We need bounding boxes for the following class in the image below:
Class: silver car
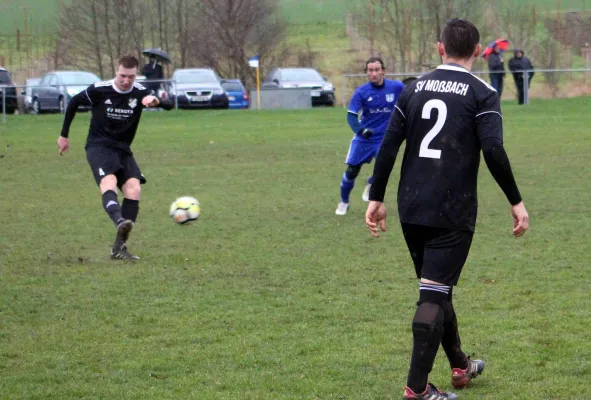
[261,67,335,107]
[30,71,101,114]
[167,69,229,109]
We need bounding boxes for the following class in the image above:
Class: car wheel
[32,99,41,114]
[59,97,65,114]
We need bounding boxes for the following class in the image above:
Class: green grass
[1,98,590,399]
[0,0,61,34]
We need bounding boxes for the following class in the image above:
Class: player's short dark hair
[117,55,139,70]
[365,57,385,71]
[440,18,480,59]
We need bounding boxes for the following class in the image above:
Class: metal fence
[340,68,591,108]
[0,79,181,123]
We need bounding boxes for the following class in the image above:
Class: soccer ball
[170,196,201,224]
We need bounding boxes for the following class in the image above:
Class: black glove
[359,128,374,139]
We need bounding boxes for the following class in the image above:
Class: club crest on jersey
[386,94,395,102]
[128,98,137,109]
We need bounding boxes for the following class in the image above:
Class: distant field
[3,0,591,34]
[0,0,60,35]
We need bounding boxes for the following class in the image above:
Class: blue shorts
[345,135,383,165]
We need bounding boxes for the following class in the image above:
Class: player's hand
[511,201,529,237]
[142,95,159,107]
[366,201,387,238]
[57,136,70,155]
[359,128,374,139]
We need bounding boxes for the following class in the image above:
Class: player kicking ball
[58,55,173,260]
[366,19,529,399]
[336,57,405,215]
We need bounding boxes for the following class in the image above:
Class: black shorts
[86,146,146,188]
[401,223,474,286]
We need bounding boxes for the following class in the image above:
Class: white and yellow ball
[170,196,201,224]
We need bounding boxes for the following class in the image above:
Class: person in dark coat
[508,49,535,105]
[487,44,506,97]
[143,56,164,94]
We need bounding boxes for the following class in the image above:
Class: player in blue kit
[336,57,405,215]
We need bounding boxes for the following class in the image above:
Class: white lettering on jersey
[369,107,393,114]
[99,168,105,176]
[415,80,469,96]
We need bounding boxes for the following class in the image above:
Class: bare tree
[352,0,485,74]
[186,0,286,87]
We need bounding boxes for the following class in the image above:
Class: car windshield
[281,69,323,82]
[221,82,243,91]
[0,71,11,83]
[175,70,218,84]
[59,72,100,85]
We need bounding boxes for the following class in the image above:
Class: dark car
[0,67,18,114]
[168,69,228,109]
[261,67,335,107]
[221,79,249,109]
[30,71,101,114]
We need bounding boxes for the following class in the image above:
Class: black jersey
[63,80,152,153]
[370,64,504,231]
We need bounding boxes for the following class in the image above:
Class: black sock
[102,190,123,226]
[407,286,448,394]
[441,289,468,370]
[122,198,140,222]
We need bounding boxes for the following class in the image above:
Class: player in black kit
[365,19,529,400]
[58,55,173,260]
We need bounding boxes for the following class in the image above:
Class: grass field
[1,98,590,399]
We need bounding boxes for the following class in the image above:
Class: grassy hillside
[4,0,591,34]
[0,0,61,35]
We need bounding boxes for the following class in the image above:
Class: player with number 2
[365,18,529,400]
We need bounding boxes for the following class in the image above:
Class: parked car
[0,67,18,114]
[136,74,166,99]
[221,79,249,109]
[261,67,335,107]
[22,77,41,114]
[30,70,101,114]
[167,68,228,109]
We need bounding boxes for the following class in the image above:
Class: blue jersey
[347,79,405,139]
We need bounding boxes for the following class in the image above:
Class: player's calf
[102,190,123,225]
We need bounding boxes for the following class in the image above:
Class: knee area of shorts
[345,165,361,180]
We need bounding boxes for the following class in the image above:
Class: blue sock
[367,176,375,185]
[340,173,355,203]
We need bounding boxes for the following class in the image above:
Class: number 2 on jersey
[419,99,447,159]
